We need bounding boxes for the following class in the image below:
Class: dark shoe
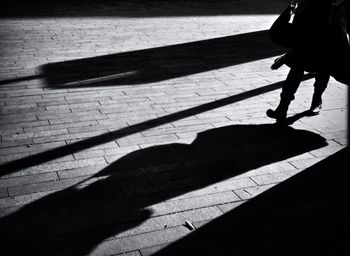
[309,96,322,114]
[266,108,287,122]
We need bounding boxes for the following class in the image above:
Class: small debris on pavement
[184,220,195,231]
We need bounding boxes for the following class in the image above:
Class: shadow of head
[96,123,327,179]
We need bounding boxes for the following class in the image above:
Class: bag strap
[290,0,299,7]
[289,0,300,23]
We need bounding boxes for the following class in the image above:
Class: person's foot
[309,95,322,114]
[266,108,287,122]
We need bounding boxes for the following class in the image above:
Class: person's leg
[310,72,330,113]
[267,67,304,122]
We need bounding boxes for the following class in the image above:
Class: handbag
[269,0,300,48]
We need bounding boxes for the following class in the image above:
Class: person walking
[267,0,349,123]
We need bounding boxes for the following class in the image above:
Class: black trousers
[281,68,330,102]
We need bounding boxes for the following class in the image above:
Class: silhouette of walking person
[267,0,349,123]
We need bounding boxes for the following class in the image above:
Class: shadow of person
[40,30,284,88]
[284,110,318,125]
[0,124,327,255]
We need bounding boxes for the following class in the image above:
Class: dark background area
[0,0,290,17]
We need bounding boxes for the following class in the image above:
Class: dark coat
[285,0,350,80]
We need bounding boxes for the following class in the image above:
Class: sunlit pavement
[0,1,347,255]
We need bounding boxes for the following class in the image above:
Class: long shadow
[285,110,320,125]
[0,0,289,18]
[40,30,284,88]
[0,124,327,255]
[0,75,43,86]
[0,74,315,178]
[151,147,349,256]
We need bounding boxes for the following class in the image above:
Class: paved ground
[0,1,348,255]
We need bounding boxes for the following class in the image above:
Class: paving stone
[48,114,109,125]
[0,138,34,149]
[334,137,347,146]
[114,251,141,256]
[146,191,241,216]
[192,219,212,229]
[0,172,58,188]
[217,201,247,213]
[2,129,69,141]
[0,113,37,124]
[117,134,179,147]
[140,244,168,256]
[0,189,62,208]
[8,176,88,196]
[0,120,49,131]
[238,162,297,178]
[234,184,275,200]
[0,187,8,198]
[114,206,222,239]
[141,123,212,137]
[0,142,67,160]
[165,177,256,201]
[83,226,190,256]
[4,157,107,178]
[2,95,43,105]
[47,203,139,237]
[4,88,44,97]
[0,104,44,115]
[250,170,301,186]
[289,156,327,170]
